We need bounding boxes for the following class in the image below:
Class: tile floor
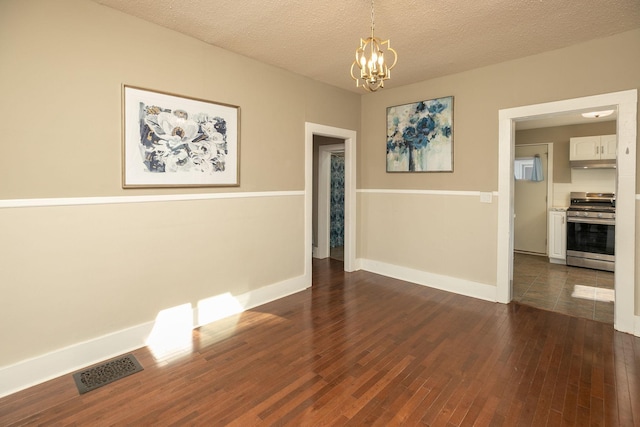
[513,252,614,324]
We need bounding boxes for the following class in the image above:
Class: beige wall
[0,0,360,367]
[359,193,498,285]
[0,0,360,198]
[516,122,617,183]
[1,198,304,364]
[358,29,640,295]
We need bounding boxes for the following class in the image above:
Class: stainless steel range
[566,192,615,272]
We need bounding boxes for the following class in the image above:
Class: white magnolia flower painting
[123,86,239,187]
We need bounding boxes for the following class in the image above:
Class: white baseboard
[0,274,309,399]
[359,259,497,302]
[0,322,154,399]
[635,315,640,337]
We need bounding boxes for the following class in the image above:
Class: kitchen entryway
[513,253,614,324]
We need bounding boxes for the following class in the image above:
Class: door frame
[305,123,357,281]
[514,142,554,255]
[316,144,345,259]
[497,89,638,334]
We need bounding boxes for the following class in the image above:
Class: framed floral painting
[122,85,240,187]
[386,96,453,172]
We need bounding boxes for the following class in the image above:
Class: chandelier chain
[370,0,375,35]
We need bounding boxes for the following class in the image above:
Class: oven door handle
[567,217,615,225]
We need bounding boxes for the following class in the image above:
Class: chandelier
[350,0,398,92]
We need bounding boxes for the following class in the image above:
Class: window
[514,156,543,181]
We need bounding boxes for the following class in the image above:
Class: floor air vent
[72,354,143,394]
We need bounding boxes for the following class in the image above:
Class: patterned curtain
[330,154,345,248]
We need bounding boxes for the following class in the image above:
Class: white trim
[305,123,357,273]
[0,274,308,398]
[358,189,499,197]
[636,315,640,336]
[316,144,345,259]
[497,114,515,304]
[0,190,304,209]
[547,144,554,221]
[360,259,496,302]
[498,89,638,335]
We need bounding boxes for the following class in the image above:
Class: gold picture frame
[122,85,240,188]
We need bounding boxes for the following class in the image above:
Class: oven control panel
[566,210,615,219]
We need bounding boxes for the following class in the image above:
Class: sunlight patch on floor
[145,291,291,360]
[572,285,614,303]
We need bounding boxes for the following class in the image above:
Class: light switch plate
[480,192,493,203]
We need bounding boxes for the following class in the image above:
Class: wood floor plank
[551,318,576,414]
[530,341,563,425]
[386,376,431,424]
[0,258,638,426]
[623,333,640,425]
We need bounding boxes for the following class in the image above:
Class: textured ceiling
[93,0,640,93]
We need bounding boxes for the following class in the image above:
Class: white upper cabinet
[570,135,616,161]
[570,136,600,160]
[599,134,617,159]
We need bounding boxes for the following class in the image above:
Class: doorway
[497,89,637,334]
[329,152,345,261]
[304,123,357,285]
[314,141,345,261]
[512,141,616,323]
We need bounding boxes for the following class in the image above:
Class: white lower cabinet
[548,210,567,263]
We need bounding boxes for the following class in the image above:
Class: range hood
[570,159,617,169]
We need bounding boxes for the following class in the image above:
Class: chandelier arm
[384,44,398,70]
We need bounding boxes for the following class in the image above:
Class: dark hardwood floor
[1,258,638,426]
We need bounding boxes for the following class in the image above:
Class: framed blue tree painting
[386,96,453,172]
